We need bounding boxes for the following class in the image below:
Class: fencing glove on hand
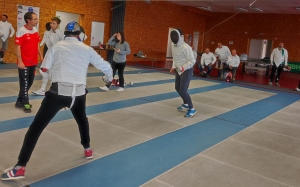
[102,74,113,84]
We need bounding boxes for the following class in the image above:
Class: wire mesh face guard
[170,30,179,44]
[64,21,86,41]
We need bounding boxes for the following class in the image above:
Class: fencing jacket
[215,46,230,62]
[270,48,288,67]
[172,42,196,75]
[227,55,240,67]
[42,37,113,107]
[201,52,216,66]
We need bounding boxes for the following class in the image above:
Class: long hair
[118,31,125,44]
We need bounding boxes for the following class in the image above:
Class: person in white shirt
[1,21,113,181]
[40,22,51,57]
[199,48,216,77]
[225,49,240,82]
[215,43,230,80]
[269,43,288,86]
[0,14,15,64]
[32,17,65,96]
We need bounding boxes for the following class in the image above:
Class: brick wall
[204,13,300,62]
[0,0,112,63]
[124,1,207,62]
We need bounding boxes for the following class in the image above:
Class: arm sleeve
[270,49,274,65]
[235,56,240,67]
[285,50,288,66]
[119,42,131,55]
[9,24,15,37]
[108,35,116,46]
[15,30,23,45]
[89,48,113,80]
[43,47,55,70]
[200,54,204,66]
[212,53,217,64]
[182,47,196,70]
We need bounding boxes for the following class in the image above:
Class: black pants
[43,44,48,58]
[175,68,193,109]
[17,66,36,104]
[270,64,283,83]
[17,91,90,166]
[106,61,126,88]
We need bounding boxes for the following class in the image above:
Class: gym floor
[0,65,300,187]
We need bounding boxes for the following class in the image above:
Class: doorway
[248,39,273,59]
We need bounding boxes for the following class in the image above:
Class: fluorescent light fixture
[197,6,212,12]
[250,6,263,12]
[296,7,300,11]
[234,7,248,12]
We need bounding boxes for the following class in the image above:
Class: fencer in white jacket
[169,28,196,117]
[269,43,288,86]
[0,22,113,181]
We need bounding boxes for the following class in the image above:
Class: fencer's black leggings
[270,64,283,83]
[17,91,90,166]
[106,61,126,88]
[17,66,36,104]
[175,68,193,109]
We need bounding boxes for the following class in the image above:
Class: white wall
[55,11,80,32]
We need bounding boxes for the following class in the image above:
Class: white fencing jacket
[215,46,231,62]
[42,37,113,107]
[227,55,240,67]
[201,52,216,66]
[270,48,288,67]
[172,42,196,75]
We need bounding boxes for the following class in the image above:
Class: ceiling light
[234,7,248,12]
[296,7,300,11]
[250,7,263,12]
[197,6,212,12]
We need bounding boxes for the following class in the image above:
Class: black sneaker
[15,102,23,109]
[23,104,32,113]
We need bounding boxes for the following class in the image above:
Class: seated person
[215,43,231,79]
[224,49,240,82]
[199,48,216,77]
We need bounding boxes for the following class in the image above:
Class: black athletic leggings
[106,61,126,88]
[17,66,36,104]
[270,64,283,83]
[17,91,90,166]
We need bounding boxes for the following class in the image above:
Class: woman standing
[100,32,130,92]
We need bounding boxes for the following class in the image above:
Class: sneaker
[15,102,23,109]
[295,88,300,92]
[276,82,280,87]
[99,86,109,92]
[1,166,25,180]
[32,89,45,96]
[268,82,273,86]
[84,148,93,159]
[185,109,197,117]
[23,104,32,113]
[116,87,124,92]
[177,104,189,111]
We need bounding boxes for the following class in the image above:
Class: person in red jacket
[14,12,43,113]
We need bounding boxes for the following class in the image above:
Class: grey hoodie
[108,36,131,63]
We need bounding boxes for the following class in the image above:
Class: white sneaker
[32,89,45,96]
[116,87,124,92]
[99,86,109,91]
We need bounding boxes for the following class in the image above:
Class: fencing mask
[170,28,184,45]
